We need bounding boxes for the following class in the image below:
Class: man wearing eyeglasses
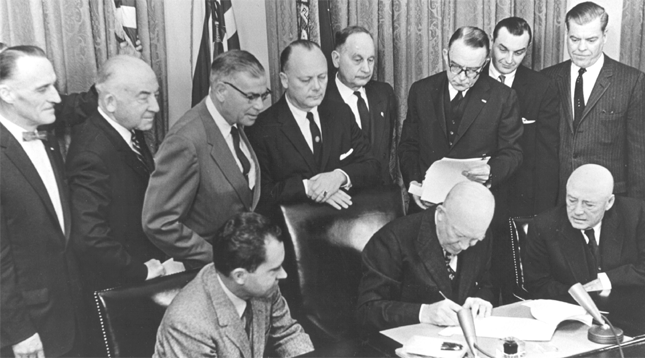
[399,26,523,214]
[142,50,269,269]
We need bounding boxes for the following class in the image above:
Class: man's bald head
[95,55,159,131]
[566,164,615,230]
[436,182,495,255]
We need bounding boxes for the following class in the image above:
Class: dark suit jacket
[66,113,167,292]
[523,197,645,299]
[489,65,560,217]
[398,72,523,191]
[154,264,313,358]
[247,95,379,213]
[1,124,83,356]
[143,99,260,269]
[542,55,645,200]
[323,78,398,185]
[357,207,495,333]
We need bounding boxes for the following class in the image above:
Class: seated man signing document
[357,181,496,333]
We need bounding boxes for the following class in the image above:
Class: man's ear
[279,72,289,90]
[605,194,615,211]
[0,85,14,104]
[436,204,445,222]
[104,93,118,113]
[331,50,341,68]
[230,268,248,285]
[212,82,228,102]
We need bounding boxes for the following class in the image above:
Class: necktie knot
[579,67,587,76]
[353,91,362,99]
[22,130,48,141]
[452,91,463,103]
[499,75,506,84]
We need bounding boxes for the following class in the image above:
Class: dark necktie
[354,91,371,136]
[574,67,587,128]
[130,130,149,172]
[585,228,601,273]
[498,75,506,84]
[22,130,48,141]
[450,91,464,119]
[242,302,253,338]
[444,251,456,281]
[307,112,322,166]
[230,126,251,183]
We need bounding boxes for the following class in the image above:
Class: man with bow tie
[0,46,85,357]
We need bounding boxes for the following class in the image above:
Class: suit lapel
[249,299,267,358]
[555,61,575,133]
[208,271,253,358]
[198,101,253,209]
[455,238,486,303]
[599,206,621,269]
[43,137,72,243]
[580,56,613,125]
[277,97,318,173]
[366,82,385,145]
[318,105,333,171]
[93,114,150,178]
[1,125,67,242]
[240,127,261,210]
[453,78,490,147]
[433,79,449,140]
[512,66,530,101]
[558,217,592,283]
[416,209,454,297]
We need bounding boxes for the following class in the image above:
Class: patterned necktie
[574,67,587,128]
[130,130,149,171]
[307,112,322,166]
[22,130,48,141]
[444,251,456,281]
[585,228,601,273]
[354,91,371,135]
[498,75,506,84]
[230,126,251,183]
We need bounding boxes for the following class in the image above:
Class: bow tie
[22,130,48,141]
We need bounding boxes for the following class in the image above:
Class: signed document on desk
[439,300,592,341]
[410,157,490,204]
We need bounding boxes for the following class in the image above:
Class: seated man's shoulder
[364,212,426,251]
[163,266,215,321]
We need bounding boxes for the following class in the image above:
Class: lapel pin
[481,99,487,103]
[315,136,320,143]
[380,112,384,117]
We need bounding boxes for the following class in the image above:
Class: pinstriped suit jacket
[542,55,645,200]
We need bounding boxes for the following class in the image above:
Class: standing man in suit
[523,164,645,299]
[398,26,523,213]
[67,55,167,293]
[324,26,398,186]
[1,46,85,357]
[485,17,561,303]
[143,50,268,269]
[542,1,645,201]
[357,182,496,333]
[154,212,314,358]
[247,40,379,214]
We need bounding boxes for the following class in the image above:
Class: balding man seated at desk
[357,182,496,333]
[523,164,645,299]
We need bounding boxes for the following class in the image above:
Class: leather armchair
[94,269,198,357]
[279,185,404,353]
[508,216,534,301]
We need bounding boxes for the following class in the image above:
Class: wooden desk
[367,288,645,358]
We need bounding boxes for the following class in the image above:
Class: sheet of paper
[524,300,592,326]
[438,316,558,341]
[420,157,490,204]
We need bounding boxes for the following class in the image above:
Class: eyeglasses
[447,54,488,79]
[222,81,271,102]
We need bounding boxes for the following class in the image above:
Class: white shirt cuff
[303,179,309,195]
[598,272,612,296]
[419,304,427,323]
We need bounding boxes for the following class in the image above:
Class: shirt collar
[335,74,366,102]
[285,93,317,120]
[488,64,516,87]
[98,106,133,146]
[448,82,469,99]
[206,90,238,137]
[0,113,32,143]
[572,54,604,77]
[217,272,247,318]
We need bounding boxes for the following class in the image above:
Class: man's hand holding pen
[419,292,492,326]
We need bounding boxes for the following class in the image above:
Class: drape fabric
[621,0,645,72]
[0,0,168,151]
[265,0,568,136]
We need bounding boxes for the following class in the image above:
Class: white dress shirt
[570,55,604,112]
[488,65,517,88]
[335,74,369,129]
[0,114,65,234]
[206,93,256,189]
[448,83,469,100]
[217,272,247,318]
[98,106,136,151]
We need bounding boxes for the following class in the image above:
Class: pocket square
[522,117,536,124]
[340,148,354,160]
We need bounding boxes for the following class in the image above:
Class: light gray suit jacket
[142,99,261,269]
[154,264,313,358]
[542,55,645,201]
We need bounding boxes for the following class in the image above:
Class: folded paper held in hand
[411,157,490,204]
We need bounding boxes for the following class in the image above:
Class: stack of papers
[396,336,466,358]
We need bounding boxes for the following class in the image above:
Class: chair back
[280,185,404,342]
[94,269,199,357]
[509,216,534,300]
